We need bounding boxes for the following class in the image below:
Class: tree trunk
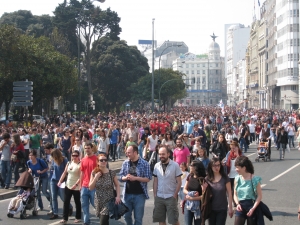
[86,39,92,97]
[5,99,10,120]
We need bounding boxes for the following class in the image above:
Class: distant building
[226,24,250,106]
[173,34,225,106]
[142,41,188,72]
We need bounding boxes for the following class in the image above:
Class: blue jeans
[138,142,144,157]
[37,176,51,209]
[81,187,95,225]
[217,123,222,131]
[184,205,201,225]
[124,194,146,225]
[1,160,11,186]
[240,138,248,153]
[50,179,72,215]
[288,135,294,148]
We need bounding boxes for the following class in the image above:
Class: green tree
[0,25,77,118]
[53,0,122,97]
[91,37,149,113]
[131,68,187,110]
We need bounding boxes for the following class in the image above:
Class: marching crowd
[0,106,299,225]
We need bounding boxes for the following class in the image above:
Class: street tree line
[0,0,186,115]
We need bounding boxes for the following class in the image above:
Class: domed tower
[209,33,220,60]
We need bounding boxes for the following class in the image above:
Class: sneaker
[47,210,53,215]
[4,185,9,189]
[37,207,43,211]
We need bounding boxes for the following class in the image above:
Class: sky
[0,0,263,56]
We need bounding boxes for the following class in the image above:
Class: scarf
[226,150,242,173]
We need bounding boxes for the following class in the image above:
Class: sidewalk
[0,158,126,201]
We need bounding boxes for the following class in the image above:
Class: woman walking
[233,156,262,225]
[276,127,288,160]
[59,129,72,161]
[49,149,73,220]
[97,129,110,155]
[58,150,81,224]
[183,160,206,225]
[27,149,50,211]
[211,134,229,161]
[203,158,233,225]
[11,134,25,187]
[89,153,121,225]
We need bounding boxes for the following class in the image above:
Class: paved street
[0,144,300,224]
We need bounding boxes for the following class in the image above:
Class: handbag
[108,170,129,220]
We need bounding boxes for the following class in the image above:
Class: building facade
[173,36,225,106]
[226,24,251,105]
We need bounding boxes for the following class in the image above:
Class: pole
[151,18,155,112]
[77,24,81,120]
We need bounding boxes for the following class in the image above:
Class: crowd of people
[0,105,298,224]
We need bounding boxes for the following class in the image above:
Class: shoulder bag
[108,170,129,220]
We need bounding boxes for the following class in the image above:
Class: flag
[258,0,260,6]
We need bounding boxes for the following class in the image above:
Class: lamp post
[77,0,105,119]
[158,43,182,111]
[151,18,155,112]
[159,78,187,111]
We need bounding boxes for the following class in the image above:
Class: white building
[274,0,299,109]
[173,35,225,106]
[226,24,250,105]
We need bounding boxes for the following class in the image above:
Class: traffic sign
[13,81,33,86]
[13,86,33,91]
[14,102,33,107]
[74,104,77,111]
[14,96,33,101]
[13,92,33,97]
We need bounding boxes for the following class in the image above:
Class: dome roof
[209,41,220,51]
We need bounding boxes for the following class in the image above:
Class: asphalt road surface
[1,143,300,225]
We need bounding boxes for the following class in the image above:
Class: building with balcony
[173,35,225,106]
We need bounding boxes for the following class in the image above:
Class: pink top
[173,147,190,165]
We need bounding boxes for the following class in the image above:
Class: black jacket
[212,141,228,160]
[254,201,273,225]
[276,131,288,144]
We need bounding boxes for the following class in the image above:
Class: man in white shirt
[248,120,256,144]
[20,129,30,170]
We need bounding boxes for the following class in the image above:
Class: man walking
[120,144,152,225]
[80,143,98,225]
[153,146,182,225]
[0,133,12,189]
[173,139,190,167]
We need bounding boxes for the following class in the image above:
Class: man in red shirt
[80,143,98,225]
[159,118,170,135]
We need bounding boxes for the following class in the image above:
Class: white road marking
[270,162,300,181]
[261,184,267,188]
[149,189,153,192]
[247,153,256,157]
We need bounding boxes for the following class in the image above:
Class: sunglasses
[72,155,79,157]
[99,159,108,162]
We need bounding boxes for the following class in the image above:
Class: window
[202,70,206,74]
[197,64,200,67]
[216,70,218,74]
[191,64,194,68]
[186,64,189,68]
[192,70,194,74]
[186,71,189,75]
[216,63,218,67]
[197,100,200,105]
[197,70,200,74]
[197,77,200,83]
[291,85,297,90]
[203,64,205,67]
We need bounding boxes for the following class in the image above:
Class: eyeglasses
[72,155,79,157]
[212,164,221,168]
[99,159,108,162]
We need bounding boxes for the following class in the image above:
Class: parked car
[0,115,14,125]
[32,115,45,124]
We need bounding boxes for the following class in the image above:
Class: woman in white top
[179,162,189,205]
[97,129,110,154]
[225,128,236,144]
[162,132,176,152]
[286,122,295,148]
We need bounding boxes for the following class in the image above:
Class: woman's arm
[89,171,101,190]
[226,181,233,218]
[57,162,68,187]
[247,182,262,217]
[113,175,121,204]
[233,179,242,211]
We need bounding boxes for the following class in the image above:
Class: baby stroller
[7,171,39,219]
[255,141,269,162]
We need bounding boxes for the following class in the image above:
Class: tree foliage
[131,68,187,109]
[91,37,149,113]
[0,25,77,118]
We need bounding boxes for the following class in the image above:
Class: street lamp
[158,43,182,111]
[159,78,187,111]
[77,0,105,119]
[151,18,155,112]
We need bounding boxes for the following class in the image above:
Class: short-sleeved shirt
[153,160,182,199]
[110,129,120,144]
[30,134,41,149]
[27,158,48,178]
[186,174,202,195]
[173,147,190,165]
[235,175,261,201]
[206,176,230,211]
[80,155,98,187]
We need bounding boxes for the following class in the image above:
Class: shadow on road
[271,211,298,217]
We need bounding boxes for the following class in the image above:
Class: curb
[0,168,121,201]
[0,190,19,201]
